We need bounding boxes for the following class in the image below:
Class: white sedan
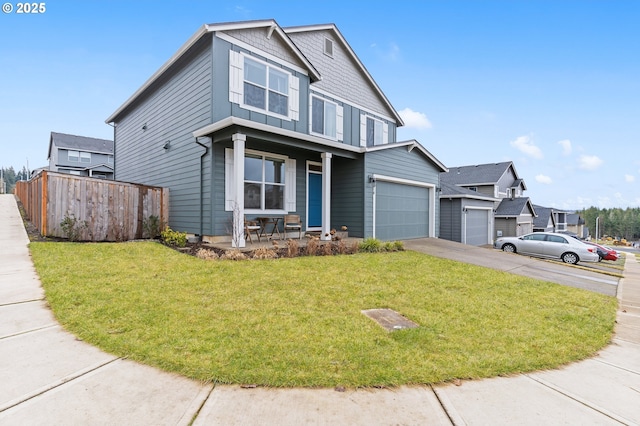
[494,232,600,265]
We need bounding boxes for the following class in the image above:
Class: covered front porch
[193,117,361,247]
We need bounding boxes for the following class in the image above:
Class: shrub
[195,248,219,260]
[60,215,88,242]
[252,247,278,259]
[160,227,187,247]
[286,239,299,258]
[142,215,164,239]
[359,237,383,253]
[221,249,248,261]
[306,237,319,256]
[322,242,333,256]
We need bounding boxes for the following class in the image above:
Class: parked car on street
[493,232,600,264]
[584,241,619,261]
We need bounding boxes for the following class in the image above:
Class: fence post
[41,171,48,237]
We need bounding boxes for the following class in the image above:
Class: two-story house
[439,161,536,244]
[47,132,114,179]
[106,20,446,246]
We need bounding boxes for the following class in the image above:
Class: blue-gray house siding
[114,36,213,234]
[107,20,445,242]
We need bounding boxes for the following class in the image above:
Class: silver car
[493,232,600,264]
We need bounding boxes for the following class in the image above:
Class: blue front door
[308,173,322,228]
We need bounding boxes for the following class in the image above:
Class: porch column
[232,133,246,248]
[321,152,332,241]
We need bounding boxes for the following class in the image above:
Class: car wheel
[562,252,579,264]
[502,243,516,253]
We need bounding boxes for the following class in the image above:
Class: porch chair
[244,219,261,243]
[283,214,302,239]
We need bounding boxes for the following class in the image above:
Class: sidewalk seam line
[0,323,58,340]
[0,357,121,413]
[429,385,465,426]
[525,374,632,425]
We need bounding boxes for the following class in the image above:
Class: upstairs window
[80,152,91,163]
[68,150,79,162]
[229,51,299,121]
[366,117,383,146]
[360,114,389,147]
[310,96,343,140]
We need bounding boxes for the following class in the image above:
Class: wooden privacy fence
[15,171,169,241]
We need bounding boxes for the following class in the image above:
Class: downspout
[195,136,211,241]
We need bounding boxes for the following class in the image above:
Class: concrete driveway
[404,238,619,296]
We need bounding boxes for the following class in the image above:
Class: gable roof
[284,23,404,126]
[48,132,113,160]
[495,197,536,217]
[439,181,497,201]
[440,161,523,187]
[366,140,447,172]
[532,204,556,229]
[106,19,321,124]
[567,213,585,226]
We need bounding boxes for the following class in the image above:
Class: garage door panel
[466,209,490,246]
[376,182,429,241]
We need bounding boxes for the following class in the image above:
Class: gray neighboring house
[439,182,496,246]
[106,20,446,245]
[47,132,114,179]
[440,161,536,243]
[532,204,557,232]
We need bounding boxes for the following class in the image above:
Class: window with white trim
[68,150,79,162]
[80,152,91,163]
[360,114,389,147]
[229,51,300,121]
[225,148,296,213]
[244,153,285,210]
[310,96,343,140]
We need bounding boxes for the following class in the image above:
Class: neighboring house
[494,197,537,237]
[566,212,587,238]
[106,20,446,246]
[47,132,114,179]
[532,204,557,233]
[439,182,496,246]
[439,161,535,242]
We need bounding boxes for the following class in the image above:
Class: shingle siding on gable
[224,28,303,68]
[287,30,391,119]
[114,37,213,234]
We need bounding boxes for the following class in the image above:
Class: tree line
[581,206,640,242]
[0,166,30,194]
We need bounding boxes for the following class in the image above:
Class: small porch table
[256,216,282,240]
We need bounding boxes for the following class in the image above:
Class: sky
[1,0,638,210]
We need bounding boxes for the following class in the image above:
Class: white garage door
[375,182,429,241]
[465,209,490,246]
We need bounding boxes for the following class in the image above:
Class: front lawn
[29,241,617,388]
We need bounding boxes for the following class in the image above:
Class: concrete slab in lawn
[193,385,452,426]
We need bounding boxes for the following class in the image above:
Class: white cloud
[535,174,553,184]
[398,108,432,129]
[625,174,635,183]
[557,139,572,156]
[510,135,543,159]
[578,155,603,171]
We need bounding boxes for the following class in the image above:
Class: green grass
[30,241,617,388]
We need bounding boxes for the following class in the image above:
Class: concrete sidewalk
[1,193,639,425]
